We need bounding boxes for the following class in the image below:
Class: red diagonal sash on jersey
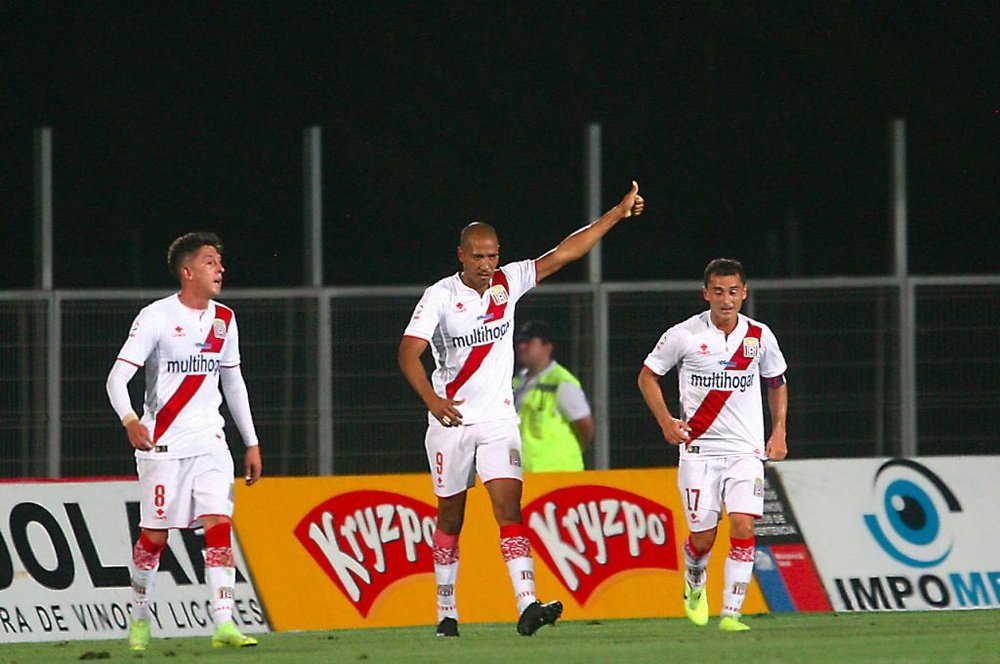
[153,304,233,442]
[446,272,509,399]
[686,323,762,444]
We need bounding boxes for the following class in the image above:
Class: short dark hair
[167,232,223,278]
[514,320,555,345]
[703,258,746,286]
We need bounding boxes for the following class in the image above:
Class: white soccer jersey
[643,311,786,459]
[404,260,536,424]
[115,294,241,459]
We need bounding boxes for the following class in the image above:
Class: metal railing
[2,275,998,479]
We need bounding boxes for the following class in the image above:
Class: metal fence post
[892,119,917,457]
[35,127,61,477]
[584,123,610,469]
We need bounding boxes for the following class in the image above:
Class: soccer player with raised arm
[106,232,262,651]
[637,258,788,632]
[399,182,644,637]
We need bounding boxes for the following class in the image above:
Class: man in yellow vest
[513,321,594,472]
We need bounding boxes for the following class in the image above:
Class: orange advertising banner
[234,469,767,631]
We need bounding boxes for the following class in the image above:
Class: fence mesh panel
[0,279,995,478]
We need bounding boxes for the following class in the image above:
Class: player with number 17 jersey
[642,311,786,460]
[403,259,536,424]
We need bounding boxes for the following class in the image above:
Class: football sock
[433,529,460,623]
[722,535,755,616]
[500,524,536,614]
[130,532,166,621]
[682,536,711,587]
[205,522,236,625]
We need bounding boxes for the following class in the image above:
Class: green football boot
[719,614,751,632]
[128,617,151,651]
[683,581,709,626]
[211,621,259,648]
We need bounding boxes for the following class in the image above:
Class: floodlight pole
[304,126,334,475]
[892,119,917,457]
[35,127,61,478]
[585,123,610,470]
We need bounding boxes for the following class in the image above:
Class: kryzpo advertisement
[235,469,768,631]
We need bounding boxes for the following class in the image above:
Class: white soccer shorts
[136,445,235,529]
[424,418,523,497]
[677,455,764,532]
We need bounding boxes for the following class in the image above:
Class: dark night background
[2,3,997,291]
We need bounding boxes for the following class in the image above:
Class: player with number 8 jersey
[106,232,262,651]
[115,294,239,457]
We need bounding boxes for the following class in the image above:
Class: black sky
[2,3,997,290]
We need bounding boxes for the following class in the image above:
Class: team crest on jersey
[742,337,760,358]
[213,318,228,339]
[488,284,509,306]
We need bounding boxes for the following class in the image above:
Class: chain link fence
[2,277,997,479]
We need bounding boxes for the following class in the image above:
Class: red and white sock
[204,522,236,625]
[500,524,536,614]
[432,529,460,623]
[130,532,165,621]
[682,536,711,587]
[722,535,755,616]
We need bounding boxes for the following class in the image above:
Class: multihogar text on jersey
[166,356,221,375]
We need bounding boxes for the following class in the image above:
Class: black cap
[514,320,554,344]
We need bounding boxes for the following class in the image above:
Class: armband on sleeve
[764,373,787,389]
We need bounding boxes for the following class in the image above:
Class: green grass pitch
[1,611,996,663]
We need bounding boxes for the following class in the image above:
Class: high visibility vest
[513,362,585,472]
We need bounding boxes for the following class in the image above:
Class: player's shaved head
[460,222,498,249]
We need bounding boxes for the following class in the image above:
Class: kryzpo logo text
[294,491,437,617]
[523,486,678,606]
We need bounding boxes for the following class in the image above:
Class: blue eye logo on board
[863,459,962,568]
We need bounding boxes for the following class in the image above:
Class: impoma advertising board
[776,457,1000,611]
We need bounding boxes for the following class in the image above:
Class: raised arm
[535,181,645,283]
